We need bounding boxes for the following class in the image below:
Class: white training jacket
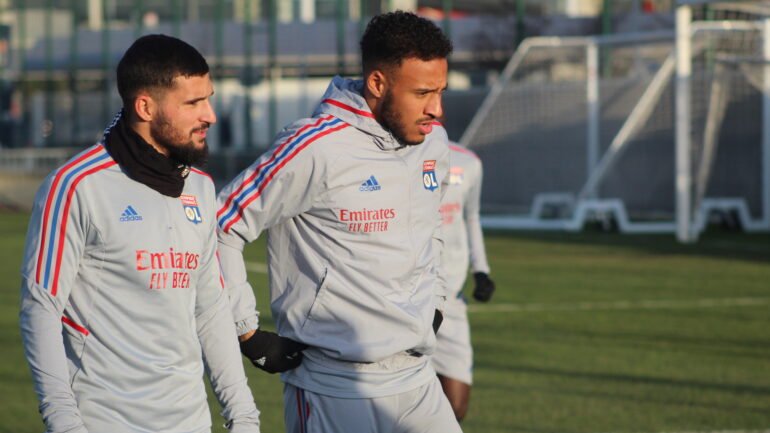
[19,124,260,432]
[217,76,450,398]
[440,143,491,295]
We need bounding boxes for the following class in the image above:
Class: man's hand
[472,272,495,302]
[239,329,307,374]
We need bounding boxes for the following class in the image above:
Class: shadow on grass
[480,362,770,397]
[475,376,770,416]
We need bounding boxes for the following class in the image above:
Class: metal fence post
[359,0,367,37]
[442,0,452,42]
[102,0,111,127]
[515,0,525,48]
[601,0,612,77]
[44,0,53,146]
[336,0,345,76]
[268,0,277,142]
[69,0,79,146]
[243,0,253,149]
[763,17,770,228]
[172,0,181,38]
[134,0,144,39]
[18,0,28,147]
[215,0,224,148]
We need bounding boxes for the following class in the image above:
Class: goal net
[462,1,770,239]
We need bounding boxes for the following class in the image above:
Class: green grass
[2,212,769,433]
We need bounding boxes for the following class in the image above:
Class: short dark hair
[117,34,209,106]
[360,11,453,73]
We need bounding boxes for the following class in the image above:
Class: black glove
[239,329,307,374]
[472,272,495,302]
[432,309,443,334]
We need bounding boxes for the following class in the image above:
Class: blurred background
[0,0,768,241]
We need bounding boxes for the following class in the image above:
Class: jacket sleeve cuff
[235,316,259,337]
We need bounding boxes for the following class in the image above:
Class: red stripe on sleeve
[51,160,117,296]
[217,116,333,220]
[449,144,480,160]
[190,167,213,181]
[223,123,349,233]
[36,146,104,284]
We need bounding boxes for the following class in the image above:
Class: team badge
[449,166,464,185]
[181,195,202,224]
[423,160,438,191]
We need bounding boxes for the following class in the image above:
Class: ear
[365,69,388,99]
[133,93,155,122]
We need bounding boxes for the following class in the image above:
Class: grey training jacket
[20,128,260,432]
[440,143,491,295]
[217,76,449,398]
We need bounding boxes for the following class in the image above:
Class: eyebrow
[415,86,447,93]
[184,90,215,104]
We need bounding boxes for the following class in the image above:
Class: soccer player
[19,35,261,433]
[433,141,496,421]
[217,11,462,433]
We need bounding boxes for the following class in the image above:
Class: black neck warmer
[103,113,189,198]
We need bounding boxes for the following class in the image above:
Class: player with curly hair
[217,11,462,433]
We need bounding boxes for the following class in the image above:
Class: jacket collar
[313,76,403,151]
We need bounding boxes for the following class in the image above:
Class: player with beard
[19,35,261,433]
[217,11,461,433]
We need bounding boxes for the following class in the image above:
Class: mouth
[417,120,434,135]
[192,125,209,140]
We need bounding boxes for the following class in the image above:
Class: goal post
[462,2,770,241]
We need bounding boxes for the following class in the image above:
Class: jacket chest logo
[181,195,202,224]
[119,205,143,222]
[359,175,381,192]
[449,166,464,185]
[423,160,438,191]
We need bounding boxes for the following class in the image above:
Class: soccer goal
[462,1,770,242]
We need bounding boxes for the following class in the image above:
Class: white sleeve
[19,173,89,433]
[465,158,491,274]
[216,124,325,335]
[432,143,451,310]
[196,187,261,431]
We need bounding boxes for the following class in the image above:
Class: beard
[380,90,425,146]
[150,112,210,167]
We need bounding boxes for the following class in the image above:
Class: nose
[202,100,217,125]
[425,93,443,120]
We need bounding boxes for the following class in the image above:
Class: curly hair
[117,34,209,106]
[360,11,453,73]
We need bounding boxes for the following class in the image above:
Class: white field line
[245,261,268,274]
[468,297,770,313]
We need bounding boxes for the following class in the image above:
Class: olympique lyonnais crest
[423,160,438,191]
[181,194,203,224]
[449,166,464,185]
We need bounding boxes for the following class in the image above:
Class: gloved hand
[472,272,495,302]
[239,329,307,374]
[432,309,443,334]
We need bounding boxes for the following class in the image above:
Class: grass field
[1,211,769,433]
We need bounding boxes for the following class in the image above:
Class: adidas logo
[359,175,381,192]
[119,205,143,222]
